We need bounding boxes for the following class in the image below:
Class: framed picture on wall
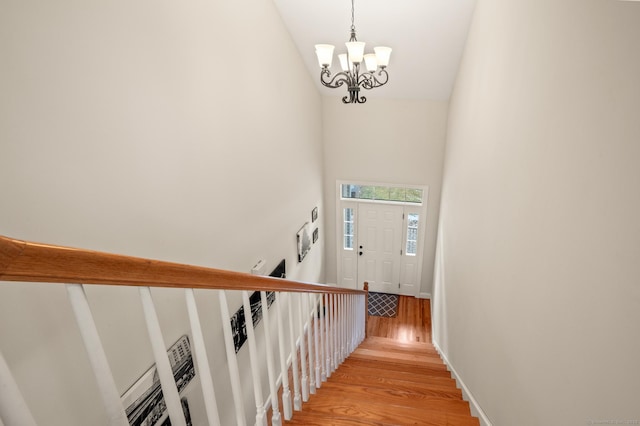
[311,207,318,223]
[313,227,319,244]
[297,223,312,262]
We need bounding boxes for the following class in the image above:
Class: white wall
[433,0,640,424]
[0,0,324,424]
[322,97,448,296]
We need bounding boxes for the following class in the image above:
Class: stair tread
[286,411,393,426]
[351,347,447,368]
[317,381,471,414]
[362,336,439,352]
[338,361,453,380]
[296,398,480,426]
[356,344,443,359]
[343,356,451,376]
[327,371,463,397]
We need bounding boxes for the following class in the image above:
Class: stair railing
[0,235,367,426]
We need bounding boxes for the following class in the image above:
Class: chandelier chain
[350,0,356,34]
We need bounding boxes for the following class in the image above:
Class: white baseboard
[432,340,493,426]
[418,292,431,299]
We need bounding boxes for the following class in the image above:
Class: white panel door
[357,204,403,294]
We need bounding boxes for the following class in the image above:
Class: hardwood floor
[367,295,432,343]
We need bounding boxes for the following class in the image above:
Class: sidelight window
[344,208,354,250]
[406,213,419,256]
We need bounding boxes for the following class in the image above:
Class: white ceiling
[272,0,477,101]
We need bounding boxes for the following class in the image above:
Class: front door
[357,204,404,294]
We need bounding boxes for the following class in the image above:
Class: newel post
[363,282,369,338]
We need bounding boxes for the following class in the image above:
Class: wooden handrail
[0,235,364,295]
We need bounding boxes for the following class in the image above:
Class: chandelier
[314,0,392,104]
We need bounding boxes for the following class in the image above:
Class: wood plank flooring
[367,295,432,343]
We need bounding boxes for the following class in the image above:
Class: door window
[343,208,354,250]
[406,213,419,256]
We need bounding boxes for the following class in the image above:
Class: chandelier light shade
[314,0,392,104]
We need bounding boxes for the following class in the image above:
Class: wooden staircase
[285,336,479,426]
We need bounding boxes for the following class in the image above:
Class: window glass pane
[406,213,419,256]
[344,236,353,249]
[343,207,354,250]
[407,241,417,255]
[406,188,423,203]
[389,187,406,202]
[341,183,423,204]
[344,222,353,235]
[359,186,375,199]
[374,186,390,201]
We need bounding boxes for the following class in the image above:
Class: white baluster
[241,291,267,426]
[306,294,316,395]
[185,289,221,426]
[319,294,327,383]
[275,293,292,420]
[346,294,351,355]
[331,294,340,371]
[345,294,349,358]
[260,292,281,426]
[313,295,321,388]
[287,293,302,410]
[0,349,38,426]
[218,290,246,426]
[345,294,350,359]
[349,294,355,353]
[335,293,341,365]
[324,294,331,376]
[340,294,346,363]
[297,293,309,402]
[139,287,187,426]
[354,295,358,348]
[66,284,128,426]
[360,294,365,343]
[355,293,360,344]
[345,294,350,355]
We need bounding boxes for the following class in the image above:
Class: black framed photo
[311,207,318,223]
[297,223,312,262]
[313,227,319,244]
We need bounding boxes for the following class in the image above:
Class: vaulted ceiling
[272,0,477,101]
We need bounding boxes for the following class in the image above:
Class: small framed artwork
[311,207,318,223]
[313,227,319,244]
[297,223,312,262]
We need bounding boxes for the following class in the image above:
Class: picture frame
[313,227,319,244]
[311,206,318,223]
[121,335,195,425]
[297,223,312,262]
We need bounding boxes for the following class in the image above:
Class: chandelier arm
[358,69,389,90]
[320,68,352,89]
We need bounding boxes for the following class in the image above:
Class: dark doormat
[368,292,399,318]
